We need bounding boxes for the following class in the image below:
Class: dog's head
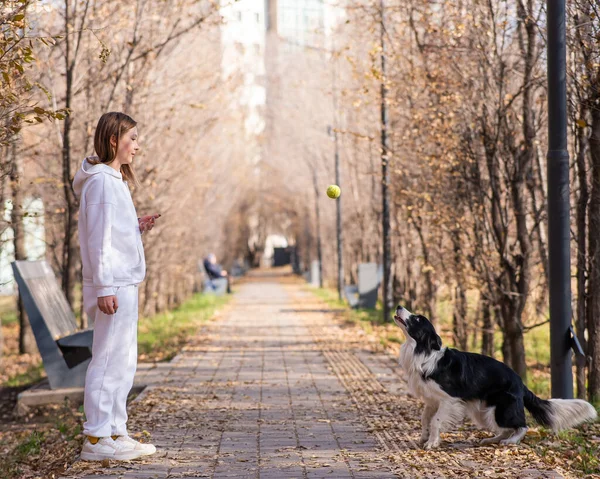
[393,305,442,354]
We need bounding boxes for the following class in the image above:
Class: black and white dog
[394,305,597,449]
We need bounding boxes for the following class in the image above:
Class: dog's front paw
[419,433,429,445]
[423,438,440,450]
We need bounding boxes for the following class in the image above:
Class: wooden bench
[11,260,92,389]
[343,263,383,309]
[202,262,229,295]
[306,260,321,287]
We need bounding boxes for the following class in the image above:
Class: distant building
[277,0,324,48]
[219,0,344,135]
[219,0,266,137]
[277,0,345,50]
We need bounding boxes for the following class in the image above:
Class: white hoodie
[73,157,146,297]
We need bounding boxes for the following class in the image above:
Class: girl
[73,112,160,461]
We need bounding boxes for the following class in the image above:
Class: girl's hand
[139,213,161,233]
[98,295,119,315]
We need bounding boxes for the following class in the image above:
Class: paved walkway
[64,270,571,479]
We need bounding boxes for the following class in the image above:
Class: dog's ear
[429,334,442,351]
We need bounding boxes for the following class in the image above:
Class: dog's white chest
[399,342,448,403]
[400,342,427,398]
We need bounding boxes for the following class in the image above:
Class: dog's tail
[523,387,597,432]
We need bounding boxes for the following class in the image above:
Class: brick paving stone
[62,270,571,479]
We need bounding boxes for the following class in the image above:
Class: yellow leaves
[576,119,587,128]
[13,61,24,74]
[369,67,383,81]
[32,177,59,186]
[39,36,56,47]
[99,45,111,63]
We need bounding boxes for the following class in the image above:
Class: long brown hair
[91,112,139,186]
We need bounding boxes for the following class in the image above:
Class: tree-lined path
[64,270,570,479]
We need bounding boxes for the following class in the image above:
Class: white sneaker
[115,435,157,456]
[80,437,116,461]
[80,437,144,461]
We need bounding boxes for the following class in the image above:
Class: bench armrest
[343,285,360,308]
[56,329,93,348]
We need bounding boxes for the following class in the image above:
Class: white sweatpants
[82,285,139,438]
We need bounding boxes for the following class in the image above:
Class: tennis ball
[327,184,341,199]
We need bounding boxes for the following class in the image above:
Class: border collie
[394,305,597,449]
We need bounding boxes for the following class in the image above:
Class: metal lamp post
[328,124,344,300]
[547,0,573,399]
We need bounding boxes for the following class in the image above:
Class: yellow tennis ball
[327,184,341,199]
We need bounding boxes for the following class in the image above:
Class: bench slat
[13,261,79,340]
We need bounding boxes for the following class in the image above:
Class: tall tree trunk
[451,230,468,350]
[0,310,3,367]
[506,305,527,379]
[303,206,312,274]
[143,269,158,317]
[61,0,76,307]
[587,102,600,402]
[414,219,435,322]
[576,106,589,399]
[527,155,549,317]
[453,283,468,350]
[61,0,89,308]
[501,0,538,382]
[0,170,5,365]
[499,300,513,368]
[10,140,35,354]
[312,168,323,288]
[572,0,594,402]
[380,0,393,322]
[481,298,494,357]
